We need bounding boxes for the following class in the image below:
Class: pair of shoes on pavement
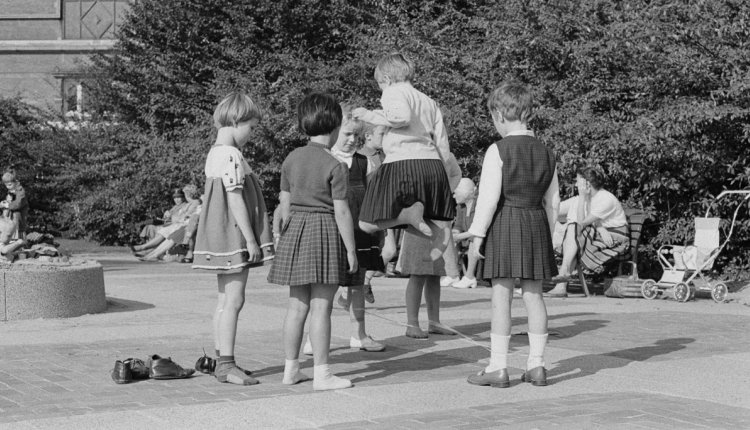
[111,354,195,384]
[303,335,385,355]
[467,366,547,388]
[452,277,478,289]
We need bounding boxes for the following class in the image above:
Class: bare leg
[520,279,548,371]
[214,270,258,385]
[405,275,428,338]
[283,285,311,360]
[282,284,312,385]
[549,224,578,295]
[348,286,367,340]
[310,283,351,390]
[359,202,431,237]
[133,235,165,252]
[140,239,173,260]
[425,275,454,335]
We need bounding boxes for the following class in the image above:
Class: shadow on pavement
[106,297,155,313]
[548,337,695,384]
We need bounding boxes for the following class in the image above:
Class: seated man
[546,167,629,297]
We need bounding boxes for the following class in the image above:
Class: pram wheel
[673,282,692,302]
[641,279,659,300]
[711,282,728,303]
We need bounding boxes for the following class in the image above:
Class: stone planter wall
[1,259,106,321]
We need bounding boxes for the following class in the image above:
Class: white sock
[313,364,351,391]
[283,359,299,381]
[485,333,511,372]
[527,332,548,369]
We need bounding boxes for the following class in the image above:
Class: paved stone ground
[0,251,749,429]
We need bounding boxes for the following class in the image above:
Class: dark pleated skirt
[482,206,558,280]
[576,224,630,274]
[359,159,455,223]
[267,211,347,286]
[349,183,385,272]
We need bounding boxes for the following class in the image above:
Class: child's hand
[351,108,369,120]
[469,237,485,260]
[347,251,358,274]
[247,242,262,263]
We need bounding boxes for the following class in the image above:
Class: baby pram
[641,190,750,303]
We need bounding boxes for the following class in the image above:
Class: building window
[61,77,88,116]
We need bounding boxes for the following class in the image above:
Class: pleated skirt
[349,183,385,272]
[576,224,630,274]
[267,211,347,286]
[359,159,455,223]
[482,206,558,280]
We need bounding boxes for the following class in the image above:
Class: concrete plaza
[1,249,749,429]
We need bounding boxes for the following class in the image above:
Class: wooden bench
[568,208,651,297]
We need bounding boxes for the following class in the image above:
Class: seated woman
[138,189,188,241]
[546,167,629,297]
[132,186,200,259]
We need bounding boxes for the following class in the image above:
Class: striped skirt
[359,159,455,223]
[482,206,558,281]
[267,211,347,286]
[576,224,630,274]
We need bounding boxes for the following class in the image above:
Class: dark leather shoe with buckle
[521,366,548,386]
[148,354,196,380]
[111,360,133,384]
[467,369,510,388]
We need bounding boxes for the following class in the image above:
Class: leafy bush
[13,0,750,278]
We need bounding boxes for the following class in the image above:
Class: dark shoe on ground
[148,355,195,380]
[180,257,193,263]
[521,366,548,386]
[195,353,216,375]
[111,360,133,384]
[467,369,510,388]
[128,358,150,380]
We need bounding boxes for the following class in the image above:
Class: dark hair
[297,92,342,136]
[486,81,533,123]
[578,166,606,189]
[172,188,185,199]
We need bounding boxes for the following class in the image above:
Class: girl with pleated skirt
[466,82,560,389]
[268,93,358,391]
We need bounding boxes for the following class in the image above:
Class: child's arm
[333,199,358,274]
[542,168,561,234]
[353,87,411,128]
[467,145,503,257]
[227,189,262,262]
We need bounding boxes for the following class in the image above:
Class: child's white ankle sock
[527,332,548,369]
[313,364,351,391]
[282,359,310,385]
[485,333,511,373]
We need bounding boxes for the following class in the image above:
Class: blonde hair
[374,52,415,83]
[213,91,262,128]
[486,81,534,123]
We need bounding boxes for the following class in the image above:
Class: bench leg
[577,261,591,297]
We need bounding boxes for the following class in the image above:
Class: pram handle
[706,190,750,217]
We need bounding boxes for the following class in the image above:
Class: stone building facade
[0,0,130,114]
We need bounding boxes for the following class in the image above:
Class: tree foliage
[14,0,750,276]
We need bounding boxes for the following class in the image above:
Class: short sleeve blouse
[590,190,627,228]
[204,145,252,192]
